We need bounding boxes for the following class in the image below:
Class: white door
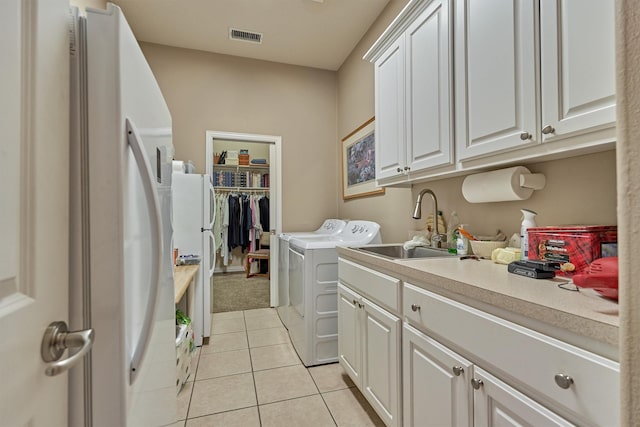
[454,0,538,160]
[540,0,616,142]
[375,35,406,181]
[405,0,453,173]
[402,323,473,427]
[0,0,75,425]
[337,283,362,386]
[361,298,401,427]
[473,367,573,427]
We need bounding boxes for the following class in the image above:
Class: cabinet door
[540,0,616,142]
[473,367,574,427]
[405,0,453,173]
[361,298,401,427]
[403,324,473,427]
[375,35,406,181]
[337,283,362,387]
[454,0,538,160]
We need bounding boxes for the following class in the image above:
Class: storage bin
[527,225,617,275]
[175,323,193,393]
[225,150,239,166]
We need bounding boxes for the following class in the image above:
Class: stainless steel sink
[354,244,457,259]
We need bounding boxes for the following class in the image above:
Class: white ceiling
[112,0,390,71]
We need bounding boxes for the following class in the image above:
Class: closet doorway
[205,131,282,311]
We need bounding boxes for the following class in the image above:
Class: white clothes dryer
[287,220,381,366]
[277,219,347,328]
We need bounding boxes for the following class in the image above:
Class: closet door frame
[205,130,282,306]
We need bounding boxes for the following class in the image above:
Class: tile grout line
[307,366,339,427]
[195,308,349,424]
[181,347,200,424]
[244,310,263,427]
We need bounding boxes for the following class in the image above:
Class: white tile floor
[173,308,384,427]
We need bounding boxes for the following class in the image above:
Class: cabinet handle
[542,125,555,135]
[352,299,358,306]
[519,131,532,140]
[404,166,410,171]
[554,374,574,389]
[396,167,403,173]
[452,366,464,376]
[411,304,420,312]
[471,378,484,390]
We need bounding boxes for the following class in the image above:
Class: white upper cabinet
[540,0,616,141]
[405,0,453,175]
[454,0,538,160]
[455,0,616,161]
[367,0,453,184]
[368,0,615,182]
[375,35,406,181]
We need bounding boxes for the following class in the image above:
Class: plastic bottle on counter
[520,209,537,260]
[447,211,460,253]
[456,224,469,255]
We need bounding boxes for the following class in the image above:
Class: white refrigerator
[172,173,216,346]
[69,4,176,426]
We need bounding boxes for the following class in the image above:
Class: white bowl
[469,240,507,258]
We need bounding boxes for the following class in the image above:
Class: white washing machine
[287,220,382,367]
[277,219,347,329]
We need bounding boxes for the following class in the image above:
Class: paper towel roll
[462,166,545,203]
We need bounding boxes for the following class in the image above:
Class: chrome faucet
[412,189,445,248]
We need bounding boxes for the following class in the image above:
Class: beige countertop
[338,246,619,356]
[174,264,199,304]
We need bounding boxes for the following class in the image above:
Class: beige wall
[337,0,617,243]
[337,0,413,243]
[411,150,617,240]
[140,43,339,233]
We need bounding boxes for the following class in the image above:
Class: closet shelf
[213,164,269,170]
[214,186,269,192]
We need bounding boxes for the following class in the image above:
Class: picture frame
[341,117,385,200]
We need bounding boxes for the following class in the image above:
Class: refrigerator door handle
[126,118,163,385]
[206,229,216,277]
[209,183,215,228]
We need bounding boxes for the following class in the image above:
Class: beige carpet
[212,272,270,313]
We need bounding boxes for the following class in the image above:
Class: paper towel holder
[461,166,546,203]
[519,171,546,190]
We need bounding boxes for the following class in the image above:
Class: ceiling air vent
[229,28,263,44]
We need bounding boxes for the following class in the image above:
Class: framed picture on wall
[341,117,385,200]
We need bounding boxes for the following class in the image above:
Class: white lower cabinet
[337,283,401,427]
[337,283,362,385]
[472,367,573,427]
[403,282,619,426]
[339,257,618,427]
[403,323,573,427]
[403,323,473,427]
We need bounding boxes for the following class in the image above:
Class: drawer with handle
[402,282,619,426]
[338,258,400,313]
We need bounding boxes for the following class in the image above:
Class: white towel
[403,235,432,251]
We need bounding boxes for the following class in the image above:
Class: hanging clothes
[214,191,270,266]
[240,194,252,251]
[227,194,242,252]
[259,196,270,232]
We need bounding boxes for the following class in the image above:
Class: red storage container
[527,225,617,276]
